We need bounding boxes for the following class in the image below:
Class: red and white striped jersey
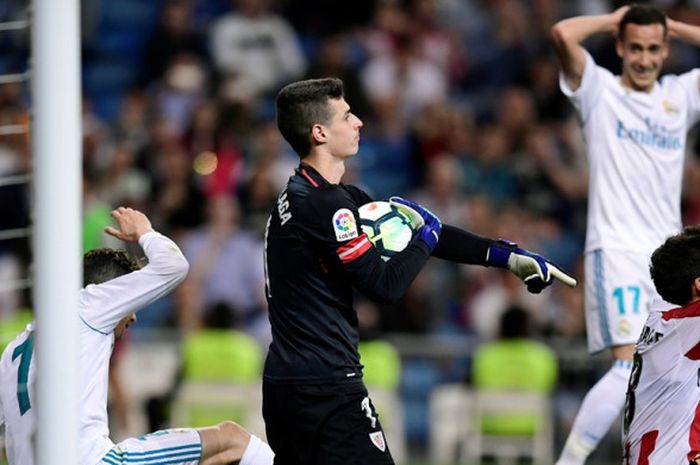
[623,299,700,464]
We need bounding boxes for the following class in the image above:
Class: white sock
[240,434,275,465]
[556,360,632,465]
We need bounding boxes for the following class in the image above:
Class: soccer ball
[358,201,416,261]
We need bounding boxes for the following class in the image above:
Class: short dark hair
[619,4,667,41]
[83,248,140,286]
[275,78,345,158]
[649,226,700,306]
[499,305,531,339]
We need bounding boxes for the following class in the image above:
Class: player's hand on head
[610,5,631,36]
[486,239,577,293]
[104,207,153,243]
[389,196,442,251]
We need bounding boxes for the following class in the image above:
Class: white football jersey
[623,300,700,463]
[0,323,36,465]
[0,231,188,465]
[561,51,700,255]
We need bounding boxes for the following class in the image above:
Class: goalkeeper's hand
[389,196,442,252]
[486,239,577,293]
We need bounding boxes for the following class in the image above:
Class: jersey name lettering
[638,325,663,346]
[277,191,292,226]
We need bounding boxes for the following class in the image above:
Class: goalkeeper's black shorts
[262,378,394,465]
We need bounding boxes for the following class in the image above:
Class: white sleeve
[79,231,189,333]
[0,348,7,427]
[673,68,700,127]
[0,385,5,428]
[559,49,605,123]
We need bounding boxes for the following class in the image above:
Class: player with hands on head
[262,77,575,465]
[550,4,700,464]
[0,206,274,465]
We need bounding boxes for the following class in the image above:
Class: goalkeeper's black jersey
[262,164,431,384]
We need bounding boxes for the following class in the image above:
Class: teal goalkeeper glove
[486,239,577,293]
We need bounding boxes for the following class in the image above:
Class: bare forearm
[551,14,617,47]
[551,13,616,87]
[668,18,700,47]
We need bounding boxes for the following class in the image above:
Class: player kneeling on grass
[0,207,274,465]
[623,225,700,464]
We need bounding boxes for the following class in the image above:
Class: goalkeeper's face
[323,97,363,159]
[115,313,137,339]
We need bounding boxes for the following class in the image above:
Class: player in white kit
[550,5,700,464]
[0,207,274,465]
[623,226,700,464]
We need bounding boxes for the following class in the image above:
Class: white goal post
[31,0,81,463]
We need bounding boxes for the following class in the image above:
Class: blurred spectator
[0,95,30,317]
[82,96,114,172]
[406,0,468,89]
[515,124,587,224]
[361,32,448,123]
[281,0,373,38]
[467,271,549,341]
[465,0,533,88]
[112,89,151,154]
[496,85,538,149]
[83,170,118,253]
[152,55,210,134]
[526,54,573,122]
[239,121,295,235]
[460,122,518,205]
[149,143,206,237]
[359,0,410,60]
[471,305,558,432]
[305,32,371,121]
[138,0,210,88]
[181,100,250,197]
[178,195,267,340]
[411,154,470,229]
[99,143,151,210]
[411,101,473,168]
[473,304,558,387]
[209,0,307,105]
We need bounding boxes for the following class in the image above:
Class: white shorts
[100,428,202,465]
[584,249,672,354]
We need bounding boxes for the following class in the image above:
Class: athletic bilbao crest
[369,431,386,452]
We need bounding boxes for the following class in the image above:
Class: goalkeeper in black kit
[262,77,576,465]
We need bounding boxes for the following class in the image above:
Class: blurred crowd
[2,0,700,352]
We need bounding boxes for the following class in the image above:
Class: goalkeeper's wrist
[416,225,440,252]
[485,239,516,269]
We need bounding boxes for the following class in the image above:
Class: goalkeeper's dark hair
[649,226,700,306]
[83,248,140,286]
[275,78,344,158]
[619,4,667,42]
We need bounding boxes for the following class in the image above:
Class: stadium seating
[464,336,557,465]
[359,339,406,464]
[171,329,265,438]
[428,383,472,464]
[463,390,554,465]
